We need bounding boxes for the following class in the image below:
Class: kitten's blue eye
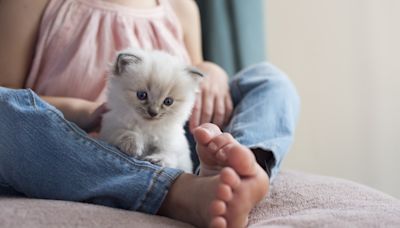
[163,97,174,106]
[136,91,147,100]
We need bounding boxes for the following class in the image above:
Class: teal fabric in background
[195,0,266,77]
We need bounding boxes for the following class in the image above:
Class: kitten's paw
[116,132,144,156]
[143,154,167,167]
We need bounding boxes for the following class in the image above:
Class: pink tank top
[25,0,191,102]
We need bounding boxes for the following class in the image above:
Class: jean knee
[237,62,293,87]
[231,62,300,106]
[0,87,35,113]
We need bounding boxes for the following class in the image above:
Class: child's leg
[0,87,182,214]
[225,62,300,180]
[0,87,270,228]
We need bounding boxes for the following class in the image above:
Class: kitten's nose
[148,108,158,117]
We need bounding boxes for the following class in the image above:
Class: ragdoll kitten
[99,49,203,173]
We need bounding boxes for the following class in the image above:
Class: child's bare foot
[159,123,269,228]
[193,123,270,227]
[158,167,241,228]
[162,124,269,227]
[193,123,268,178]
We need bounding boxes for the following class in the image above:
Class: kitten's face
[124,71,195,122]
[110,49,203,123]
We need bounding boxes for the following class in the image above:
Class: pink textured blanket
[250,171,400,227]
[1,171,399,227]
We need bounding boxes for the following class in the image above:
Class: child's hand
[189,61,233,132]
[78,102,109,133]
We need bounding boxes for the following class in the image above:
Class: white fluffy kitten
[99,49,203,173]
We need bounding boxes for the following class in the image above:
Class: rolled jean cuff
[137,167,183,214]
[248,142,284,182]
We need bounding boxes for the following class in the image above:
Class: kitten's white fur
[99,49,202,173]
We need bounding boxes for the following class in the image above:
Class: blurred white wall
[265,0,400,198]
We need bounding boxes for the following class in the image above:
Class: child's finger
[223,94,233,126]
[189,95,202,132]
[212,96,225,128]
[200,91,214,124]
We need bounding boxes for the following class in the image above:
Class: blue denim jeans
[0,62,299,214]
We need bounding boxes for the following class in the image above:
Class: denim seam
[137,168,164,211]
[26,89,38,111]
[137,168,183,213]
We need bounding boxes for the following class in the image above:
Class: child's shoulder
[167,0,198,12]
[167,0,200,27]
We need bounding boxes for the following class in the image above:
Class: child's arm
[0,0,48,89]
[169,0,233,132]
[41,96,108,132]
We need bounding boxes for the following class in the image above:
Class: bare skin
[158,123,269,228]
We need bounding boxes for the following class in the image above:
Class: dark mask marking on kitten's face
[114,49,199,124]
[132,89,178,121]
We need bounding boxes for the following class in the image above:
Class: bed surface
[1,170,399,227]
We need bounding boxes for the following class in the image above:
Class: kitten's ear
[186,67,205,81]
[113,53,142,75]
